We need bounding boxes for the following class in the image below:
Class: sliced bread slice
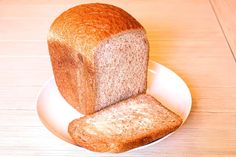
[68,94,182,153]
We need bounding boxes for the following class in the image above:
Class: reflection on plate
[37,60,192,151]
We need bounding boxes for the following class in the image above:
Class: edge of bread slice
[68,94,182,153]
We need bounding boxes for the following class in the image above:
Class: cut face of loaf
[68,94,183,153]
[48,3,149,114]
[95,30,148,111]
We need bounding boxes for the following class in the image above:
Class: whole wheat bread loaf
[68,94,182,153]
[48,3,149,114]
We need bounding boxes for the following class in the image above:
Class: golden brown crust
[48,3,144,114]
[48,3,143,58]
[68,94,183,153]
[48,41,96,114]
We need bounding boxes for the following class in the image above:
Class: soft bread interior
[94,30,149,111]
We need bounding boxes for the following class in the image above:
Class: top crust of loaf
[48,3,144,65]
[68,94,183,153]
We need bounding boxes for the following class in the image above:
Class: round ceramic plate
[37,60,192,151]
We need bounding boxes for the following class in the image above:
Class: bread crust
[68,94,183,153]
[48,3,145,114]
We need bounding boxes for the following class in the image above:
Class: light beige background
[0,0,236,156]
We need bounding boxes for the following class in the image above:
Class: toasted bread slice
[68,94,182,153]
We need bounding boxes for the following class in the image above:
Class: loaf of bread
[48,3,149,114]
[68,94,182,153]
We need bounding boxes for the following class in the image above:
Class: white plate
[37,60,192,151]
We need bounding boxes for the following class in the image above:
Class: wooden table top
[0,0,236,156]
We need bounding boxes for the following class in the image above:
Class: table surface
[0,0,236,156]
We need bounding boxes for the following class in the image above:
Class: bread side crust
[48,40,96,114]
